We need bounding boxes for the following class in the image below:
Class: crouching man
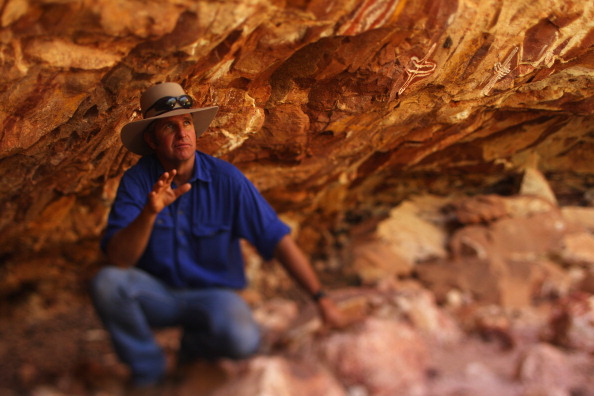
[91,82,344,387]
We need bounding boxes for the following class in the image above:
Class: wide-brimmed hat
[121,82,219,156]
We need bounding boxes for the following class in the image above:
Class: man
[91,82,344,387]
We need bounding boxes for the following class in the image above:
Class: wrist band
[312,290,327,301]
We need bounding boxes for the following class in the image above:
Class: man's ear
[143,128,157,150]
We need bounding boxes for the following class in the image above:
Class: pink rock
[450,194,508,225]
[515,343,572,388]
[561,206,594,233]
[320,318,429,396]
[391,287,463,345]
[350,239,413,285]
[210,356,346,396]
[557,232,594,266]
[549,293,594,352]
[252,298,299,352]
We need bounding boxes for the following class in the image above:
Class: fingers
[164,169,177,183]
[318,298,363,331]
[149,170,191,211]
[159,170,176,187]
[152,170,177,192]
[175,183,192,197]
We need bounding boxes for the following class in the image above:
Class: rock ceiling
[0,0,593,309]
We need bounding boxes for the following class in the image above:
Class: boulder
[319,318,429,396]
[556,232,594,267]
[561,206,594,233]
[349,195,450,285]
[549,293,594,353]
[519,167,558,206]
[515,343,573,389]
[210,356,346,396]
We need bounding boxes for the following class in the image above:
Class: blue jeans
[90,266,261,386]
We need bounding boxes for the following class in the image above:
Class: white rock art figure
[398,42,437,95]
[481,46,519,96]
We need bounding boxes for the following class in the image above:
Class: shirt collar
[191,151,212,183]
[150,151,211,184]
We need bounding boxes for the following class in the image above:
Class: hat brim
[121,106,219,156]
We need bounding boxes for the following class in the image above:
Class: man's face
[146,114,196,163]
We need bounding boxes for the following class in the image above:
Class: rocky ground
[2,169,594,396]
[1,284,593,396]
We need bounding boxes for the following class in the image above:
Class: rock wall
[1,0,594,315]
[2,1,594,394]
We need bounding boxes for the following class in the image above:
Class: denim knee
[178,290,261,360]
[210,294,261,358]
[90,266,128,314]
[89,266,167,384]
[226,321,261,359]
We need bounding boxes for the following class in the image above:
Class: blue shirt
[101,151,291,289]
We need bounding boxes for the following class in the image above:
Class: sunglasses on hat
[144,95,194,117]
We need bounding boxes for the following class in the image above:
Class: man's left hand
[316,296,358,330]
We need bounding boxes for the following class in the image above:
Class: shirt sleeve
[100,172,147,253]
[232,174,291,260]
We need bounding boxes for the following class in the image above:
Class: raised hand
[105,169,192,267]
[146,169,191,214]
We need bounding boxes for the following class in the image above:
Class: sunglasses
[144,95,194,116]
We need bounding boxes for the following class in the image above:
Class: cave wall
[1,0,593,315]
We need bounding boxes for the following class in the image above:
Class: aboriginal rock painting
[532,42,556,68]
[339,0,406,35]
[481,46,519,96]
[397,42,438,96]
[393,23,560,98]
